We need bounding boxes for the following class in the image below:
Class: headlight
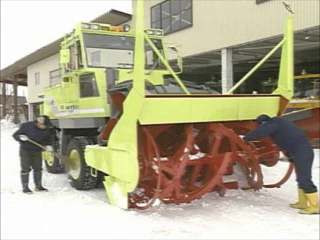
[90,24,100,30]
[81,23,90,29]
[154,30,163,36]
[123,24,131,32]
[145,29,154,35]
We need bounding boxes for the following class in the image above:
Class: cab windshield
[83,34,165,70]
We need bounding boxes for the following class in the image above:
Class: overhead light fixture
[154,30,163,36]
[145,29,154,35]
[305,36,310,40]
[81,23,90,29]
[90,24,100,30]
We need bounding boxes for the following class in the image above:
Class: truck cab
[43,23,172,121]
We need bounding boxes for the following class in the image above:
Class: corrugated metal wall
[133,0,319,58]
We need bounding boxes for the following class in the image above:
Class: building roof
[0,9,132,86]
[0,95,27,105]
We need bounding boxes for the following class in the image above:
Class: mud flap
[104,176,128,209]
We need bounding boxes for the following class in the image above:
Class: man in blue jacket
[13,115,53,194]
[243,114,319,214]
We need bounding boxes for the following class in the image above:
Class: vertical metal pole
[28,103,34,121]
[13,76,18,124]
[221,48,233,94]
[1,81,6,117]
[273,14,294,100]
[133,0,145,97]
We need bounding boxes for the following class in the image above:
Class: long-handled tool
[24,137,71,165]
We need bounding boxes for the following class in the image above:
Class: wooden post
[13,76,18,124]
[1,81,6,117]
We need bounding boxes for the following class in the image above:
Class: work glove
[19,135,29,141]
[239,135,246,141]
[45,146,54,152]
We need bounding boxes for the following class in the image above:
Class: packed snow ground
[1,120,319,239]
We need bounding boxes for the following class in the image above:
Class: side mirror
[60,49,70,64]
[166,43,183,74]
[177,56,183,74]
[168,46,179,54]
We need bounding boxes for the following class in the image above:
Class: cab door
[77,72,104,116]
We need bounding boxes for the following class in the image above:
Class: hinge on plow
[91,167,98,177]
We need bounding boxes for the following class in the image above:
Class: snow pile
[1,125,319,239]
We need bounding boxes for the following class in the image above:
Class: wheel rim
[46,152,55,166]
[69,149,81,179]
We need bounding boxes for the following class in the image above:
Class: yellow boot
[299,192,320,214]
[289,188,308,209]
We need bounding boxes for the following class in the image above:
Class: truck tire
[45,141,64,173]
[66,136,98,190]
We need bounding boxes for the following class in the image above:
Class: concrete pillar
[1,82,6,117]
[28,103,34,121]
[221,48,233,94]
[13,76,18,124]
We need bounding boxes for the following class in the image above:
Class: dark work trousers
[20,148,42,174]
[291,143,317,193]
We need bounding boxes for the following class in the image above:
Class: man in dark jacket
[243,114,319,214]
[13,115,53,194]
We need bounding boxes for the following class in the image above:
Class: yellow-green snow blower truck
[42,1,319,209]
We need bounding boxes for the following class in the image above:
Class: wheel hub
[69,149,81,179]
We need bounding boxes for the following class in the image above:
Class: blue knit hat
[256,114,271,125]
[36,115,51,127]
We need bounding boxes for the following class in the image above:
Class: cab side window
[80,74,99,98]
